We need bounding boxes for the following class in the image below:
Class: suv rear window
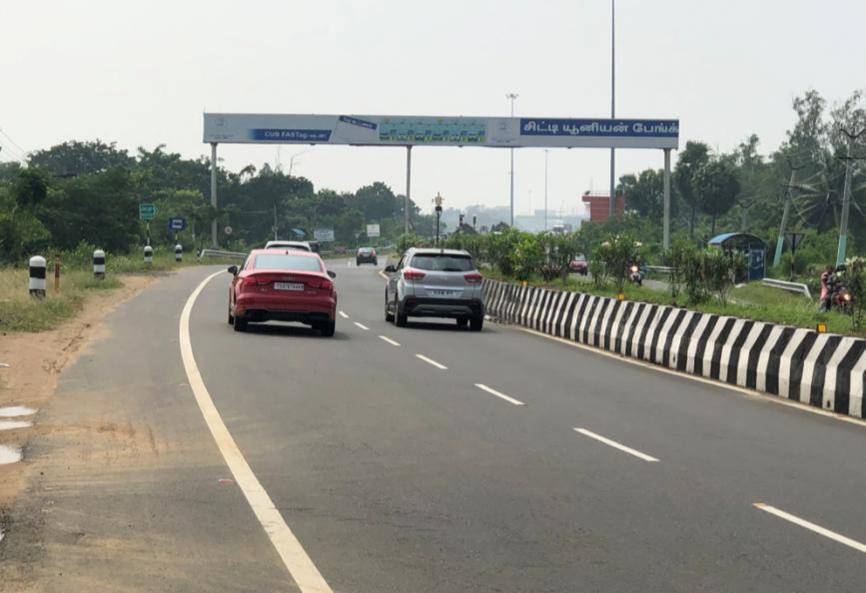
[254,254,322,271]
[410,254,474,272]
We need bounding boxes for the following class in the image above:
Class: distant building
[581,193,624,223]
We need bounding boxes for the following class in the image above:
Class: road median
[483,278,866,420]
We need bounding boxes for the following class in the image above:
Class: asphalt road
[4,260,866,592]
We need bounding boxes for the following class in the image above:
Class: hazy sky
[1,0,864,216]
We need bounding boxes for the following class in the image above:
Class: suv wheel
[469,316,483,332]
[385,292,395,322]
[395,303,408,327]
[456,316,468,328]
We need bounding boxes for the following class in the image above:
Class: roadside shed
[708,232,767,281]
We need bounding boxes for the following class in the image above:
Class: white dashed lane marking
[573,428,659,463]
[754,503,866,554]
[415,354,448,370]
[338,311,350,319]
[379,336,401,347]
[354,322,370,331]
[475,384,525,406]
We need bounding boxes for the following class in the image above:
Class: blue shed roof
[708,232,765,247]
[708,232,738,245]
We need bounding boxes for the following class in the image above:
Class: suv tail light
[403,268,426,281]
[371,249,376,256]
[464,273,483,284]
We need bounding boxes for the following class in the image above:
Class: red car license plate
[274,282,304,291]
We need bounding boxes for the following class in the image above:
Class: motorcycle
[629,263,643,286]
[825,266,854,314]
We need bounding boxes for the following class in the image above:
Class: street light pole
[507,93,519,227]
[544,149,549,231]
[434,192,444,247]
[608,0,617,219]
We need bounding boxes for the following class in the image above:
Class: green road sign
[139,203,157,220]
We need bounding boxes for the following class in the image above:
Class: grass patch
[0,251,232,333]
[484,269,860,337]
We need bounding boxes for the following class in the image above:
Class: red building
[581,193,624,223]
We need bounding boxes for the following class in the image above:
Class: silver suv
[384,248,484,330]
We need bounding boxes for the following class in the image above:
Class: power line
[0,127,28,160]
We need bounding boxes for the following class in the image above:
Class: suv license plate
[274,282,304,291]
[431,289,457,296]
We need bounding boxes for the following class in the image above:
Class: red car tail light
[306,278,333,291]
[464,273,483,284]
[241,276,260,289]
[403,268,426,281]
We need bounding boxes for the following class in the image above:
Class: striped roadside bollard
[174,244,183,262]
[144,245,153,265]
[93,249,106,279]
[28,255,47,299]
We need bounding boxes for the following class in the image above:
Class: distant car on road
[264,240,311,252]
[569,254,588,275]
[228,249,337,336]
[384,247,484,330]
[356,247,378,266]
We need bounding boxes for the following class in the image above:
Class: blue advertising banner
[520,118,679,138]
[338,115,377,130]
[250,129,332,142]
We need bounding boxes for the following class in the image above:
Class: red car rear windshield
[253,254,322,272]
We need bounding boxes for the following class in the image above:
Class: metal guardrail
[198,248,247,260]
[762,278,812,300]
[646,265,674,274]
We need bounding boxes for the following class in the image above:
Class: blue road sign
[168,217,187,231]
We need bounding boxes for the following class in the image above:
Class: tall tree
[693,160,740,235]
[674,141,710,237]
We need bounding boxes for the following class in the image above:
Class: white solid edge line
[353,321,370,330]
[574,428,659,462]
[754,503,866,554]
[338,310,349,319]
[379,335,401,346]
[180,271,333,593]
[475,383,526,406]
[512,325,866,429]
[415,353,448,370]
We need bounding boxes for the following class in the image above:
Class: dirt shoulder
[0,275,158,519]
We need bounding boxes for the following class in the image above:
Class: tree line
[618,89,866,272]
[0,141,440,263]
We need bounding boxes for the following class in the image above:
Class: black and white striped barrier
[93,249,106,279]
[144,245,153,264]
[174,244,183,262]
[28,255,46,298]
[482,279,866,419]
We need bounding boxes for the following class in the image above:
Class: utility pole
[836,127,866,267]
[273,202,278,240]
[773,164,802,268]
[210,142,218,248]
[507,93,519,227]
[608,0,616,219]
[544,149,549,231]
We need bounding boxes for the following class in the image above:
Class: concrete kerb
[481,278,866,420]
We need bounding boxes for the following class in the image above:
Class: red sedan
[228,249,337,336]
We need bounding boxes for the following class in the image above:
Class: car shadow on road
[238,323,352,340]
[401,320,496,334]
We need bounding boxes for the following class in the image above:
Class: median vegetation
[440,227,866,337]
